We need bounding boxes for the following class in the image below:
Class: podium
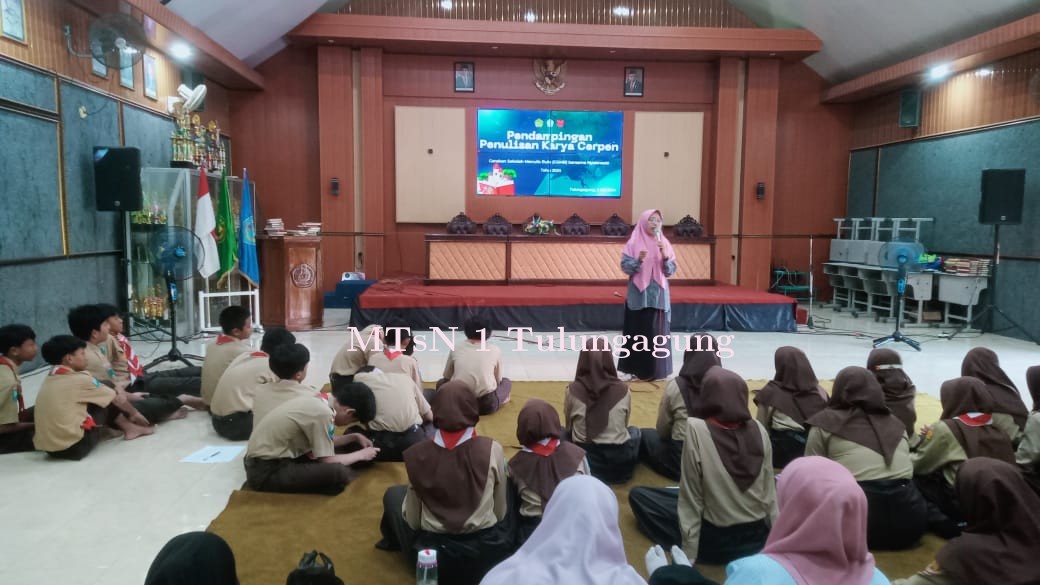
[258,236,323,330]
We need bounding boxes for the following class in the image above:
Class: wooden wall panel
[360,48,385,279]
[712,57,741,285]
[317,46,355,290]
[394,106,466,223]
[632,112,704,224]
[737,58,779,291]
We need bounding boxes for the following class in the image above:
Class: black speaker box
[93,146,143,211]
[979,169,1025,225]
[898,89,921,128]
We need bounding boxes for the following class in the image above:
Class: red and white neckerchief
[51,366,102,387]
[384,347,402,360]
[955,412,993,427]
[216,335,236,344]
[708,417,742,430]
[522,437,560,457]
[250,351,268,358]
[434,427,476,450]
[0,356,25,412]
[116,334,143,383]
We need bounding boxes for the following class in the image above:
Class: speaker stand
[873,261,922,351]
[144,272,203,370]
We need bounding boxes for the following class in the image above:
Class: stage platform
[349,280,797,332]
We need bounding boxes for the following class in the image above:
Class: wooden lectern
[258,236,323,330]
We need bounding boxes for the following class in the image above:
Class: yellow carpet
[207,381,945,585]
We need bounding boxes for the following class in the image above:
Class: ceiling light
[439,0,453,9]
[524,11,537,22]
[613,6,632,17]
[975,67,993,77]
[170,41,193,61]
[928,64,950,80]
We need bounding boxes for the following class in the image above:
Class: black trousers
[915,471,963,538]
[345,424,430,462]
[46,403,117,461]
[629,486,770,565]
[0,417,35,455]
[769,429,808,469]
[639,428,683,481]
[377,485,516,585]
[211,411,253,441]
[572,427,642,485]
[132,395,185,424]
[859,478,928,550]
[134,366,203,397]
[243,456,356,496]
[617,307,672,381]
[649,565,721,585]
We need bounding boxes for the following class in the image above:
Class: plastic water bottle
[416,548,438,585]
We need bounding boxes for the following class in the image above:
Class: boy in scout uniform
[252,343,325,427]
[201,305,254,406]
[210,327,296,440]
[0,324,37,453]
[333,366,433,461]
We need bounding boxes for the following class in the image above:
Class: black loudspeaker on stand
[93,146,143,211]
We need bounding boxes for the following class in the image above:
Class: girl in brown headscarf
[1015,366,1040,494]
[376,383,513,585]
[867,348,917,438]
[630,367,777,565]
[639,336,723,481]
[754,346,828,468]
[507,399,588,544]
[961,347,1028,442]
[894,458,1040,585]
[806,367,927,550]
[564,339,641,484]
[910,377,1015,538]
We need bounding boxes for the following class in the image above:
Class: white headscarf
[479,475,647,585]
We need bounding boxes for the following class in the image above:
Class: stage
[348,280,797,332]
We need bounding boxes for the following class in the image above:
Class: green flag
[215,172,237,282]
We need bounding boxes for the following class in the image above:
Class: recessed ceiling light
[169,41,193,61]
[439,0,453,9]
[928,63,951,80]
[975,67,994,77]
[524,11,537,22]
[613,6,632,17]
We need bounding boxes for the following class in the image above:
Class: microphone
[655,227,662,243]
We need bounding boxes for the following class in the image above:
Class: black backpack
[286,551,344,585]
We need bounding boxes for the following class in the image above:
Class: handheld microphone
[655,227,662,243]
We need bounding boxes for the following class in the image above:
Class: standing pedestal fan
[143,226,205,370]
[873,239,925,351]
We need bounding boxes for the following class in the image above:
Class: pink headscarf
[622,209,675,292]
[479,475,647,585]
[762,456,877,585]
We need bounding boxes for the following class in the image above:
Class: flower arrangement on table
[524,214,558,235]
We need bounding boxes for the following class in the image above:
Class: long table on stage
[426,234,715,284]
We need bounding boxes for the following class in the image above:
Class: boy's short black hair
[382,322,411,348]
[331,381,377,424]
[67,305,107,341]
[269,343,310,380]
[0,324,36,354]
[218,305,252,335]
[463,315,491,340]
[95,303,121,320]
[260,328,296,354]
[41,335,87,365]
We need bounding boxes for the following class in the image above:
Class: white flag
[195,169,220,278]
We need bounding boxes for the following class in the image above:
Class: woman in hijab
[508,399,588,544]
[726,456,892,585]
[806,367,927,550]
[640,336,722,480]
[867,348,917,437]
[753,347,828,468]
[564,339,641,484]
[144,531,239,585]
[480,475,648,585]
[1015,366,1040,492]
[894,458,1040,585]
[617,209,676,381]
[910,377,1015,537]
[630,367,777,565]
[376,383,513,585]
[961,347,1028,442]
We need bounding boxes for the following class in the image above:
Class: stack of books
[943,257,991,277]
[264,218,286,236]
[288,222,321,236]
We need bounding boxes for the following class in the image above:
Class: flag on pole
[194,169,220,278]
[215,170,238,282]
[238,169,260,286]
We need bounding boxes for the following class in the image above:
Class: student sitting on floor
[33,335,154,460]
[480,475,647,585]
[630,367,776,566]
[1016,366,1040,491]
[209,327,296,441]
[640,336,722,481]
[68,304,183,425]
[437,316,512,415]
[507,399,588,544]
[0,324,37,454]
[367,322,423,393]
[805,366,927,550]
[753,346,828,468]
[144,531,239,585]
[243,388,379,495]
[726,456,892,585]
[377,383,513,585]
[329,323,382,384]
[564,339,641,484]
[331,366,433,462]
[894,458,1040,585]
[251,343,325,427]
[867,348,917,438]
[960,347,1028,443]
[911,376,1015,537]
[201,305,254,407]
[96,304,204,400]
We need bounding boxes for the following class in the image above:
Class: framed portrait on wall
[1,0,26,44]
[624,66,644,97]
[454,62,475,93]
[143,53,158,99]
[119,50,134,89]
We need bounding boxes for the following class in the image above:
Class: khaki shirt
[564,388,632,445]
[106,335,132,387]
[33,370,115,452]
[367,352,423,392]
[0,359,21,425]
[252,379,324,427]
[355,370,430,433]
[201,337,252,404]
[656,379,689,442]
[1015,412,1040,467]
[509,456,589,518]
[911,422,968,488]
[993,412,1023,445]
[805,428,914,481]
[84,340,117,388]
[403,439,508,533]
[246,395,336,460]
[329,324,381,376]
[679,418,777,560]
[442,341,502,398]
[210,352,278,416]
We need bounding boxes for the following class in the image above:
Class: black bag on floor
[286,551,344,585]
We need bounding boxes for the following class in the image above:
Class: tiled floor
[2,307,1036,584]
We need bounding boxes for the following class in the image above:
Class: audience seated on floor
[251,343,325,427]
[367,322,424,393]
[201,305,254,407]
[0,324,37,454]
[960,347,1028,443]
[332,365,432,462]
[437,315,512,415]
[867,349,918,438]
[1016,366,1040,494]
[210,327,296,441]
[753,346,828,469]
[329,323,382,384]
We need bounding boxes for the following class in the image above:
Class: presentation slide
[477,109,623,197]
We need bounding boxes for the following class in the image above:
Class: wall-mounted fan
[873,238,925,351]
[167,83,208,114]
[143,226,205,369]
[64,13,148,69]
